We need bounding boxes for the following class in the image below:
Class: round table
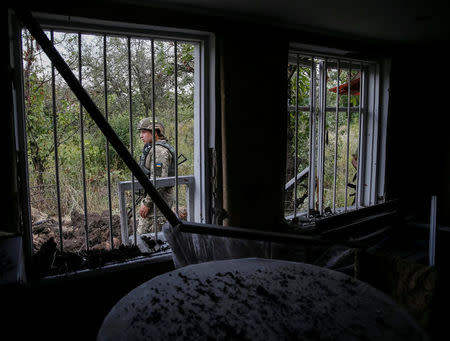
[98,258,428,340]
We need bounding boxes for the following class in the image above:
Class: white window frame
[286,43,390,221]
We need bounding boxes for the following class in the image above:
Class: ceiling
[120,0,449,43]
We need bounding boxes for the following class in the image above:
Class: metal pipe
[128,37,137,246]
[15,9,182,229]
[104,34,114,249]
[50,30,64,253]
[178,222,366,249]
[333,60,340,212]
[78,32,90,251]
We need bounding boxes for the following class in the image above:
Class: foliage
[285,59,361,216]
[23,29,195,218]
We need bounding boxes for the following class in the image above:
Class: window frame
[286,43,390,222]
[10,10,216,275]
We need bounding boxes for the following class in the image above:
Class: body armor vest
[139,140,176,177]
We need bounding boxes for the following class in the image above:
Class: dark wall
[220,31,288,228]
[1,259,174,340]
[386,45,450,225]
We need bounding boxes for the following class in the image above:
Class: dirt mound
[32,208,121,253]
[30,207,173,279]
[31,237,143,279]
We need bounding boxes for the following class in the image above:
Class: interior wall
[2,8,21,235]
[386,45,450,226]
[219,29,288,229]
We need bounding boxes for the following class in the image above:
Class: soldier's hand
[139,204,150,218]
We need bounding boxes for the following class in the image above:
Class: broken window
[11,12,215,276]
[285,47,389,223]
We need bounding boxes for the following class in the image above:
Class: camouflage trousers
[137,213,167,234]
[136,187,174,235]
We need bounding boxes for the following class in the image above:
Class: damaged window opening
[14,14,214,278]
[285,50,386,225]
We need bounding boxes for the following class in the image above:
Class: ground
[30,207,170,279]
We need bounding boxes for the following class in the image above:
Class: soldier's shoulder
[155,144,172,156]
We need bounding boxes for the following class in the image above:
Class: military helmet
[137,118,165,135]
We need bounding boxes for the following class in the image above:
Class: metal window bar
[307,56,316,216]
[317,58,327,215]
[174,41,179,216]
[369,66,377,205]
[355,63,363,209]
[78,32,90,251]
[50,30,64,252]
[288,105,360,113]
[344,62,352,211]
[104,34,114,249]
[332,60,340,212]
[128,37,138,246]
[293,53,299,217]
[151,38,158,242]
[357,66,368,207]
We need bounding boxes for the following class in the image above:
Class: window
[285,45,389,223]
[11,12,215,275]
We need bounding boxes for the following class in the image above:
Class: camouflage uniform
[138,141,175,234]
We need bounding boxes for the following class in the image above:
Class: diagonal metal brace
[14,8,181,228]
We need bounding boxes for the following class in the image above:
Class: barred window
[12,13,215,276]
[285,45,389,223]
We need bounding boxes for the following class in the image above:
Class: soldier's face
[140,130,153,144]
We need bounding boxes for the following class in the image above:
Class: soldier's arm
[154,146,172,178]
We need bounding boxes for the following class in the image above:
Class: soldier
[348,147,358,205]
[136,118,176,235]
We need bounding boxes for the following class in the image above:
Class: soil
[31,207,122,253]
[30,207,170,279]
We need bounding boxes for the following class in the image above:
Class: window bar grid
[293,53,299,218]
[104,35,114,249]
[19,14,182,258]
[344,62,352,211]
[51,30,64,253]
[332,59,340,212]
[307,56,316,216]
[151,38,158,242]
[128,37,137,246]
[355,63,363,209]
[174,41,179,216]
[78,33,89,251]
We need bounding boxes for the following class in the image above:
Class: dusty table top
[98,257,428,340]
